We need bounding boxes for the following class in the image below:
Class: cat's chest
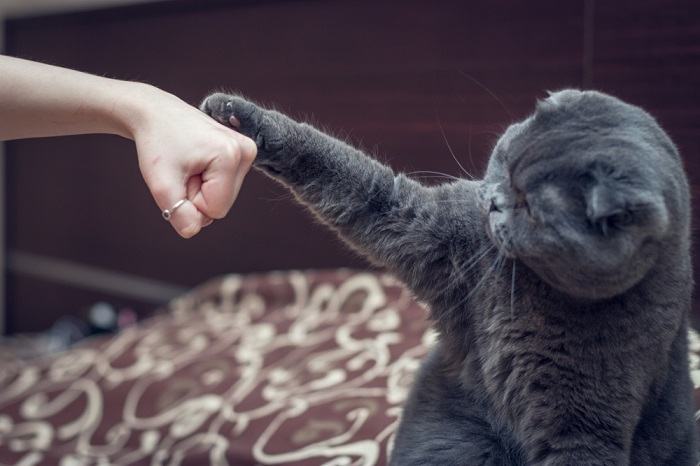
[470,300,595,422]
[477,301,556,383]
[470,295,672,418]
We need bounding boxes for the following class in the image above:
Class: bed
[1,269,698,465]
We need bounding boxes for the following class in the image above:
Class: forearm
[0,55,152,141]
[0,56,258,239]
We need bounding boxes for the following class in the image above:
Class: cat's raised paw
[200,93,261,138]
[200,93,286,156]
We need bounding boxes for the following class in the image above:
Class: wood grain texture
[5,0,590,331]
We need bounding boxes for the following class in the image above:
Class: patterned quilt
[0,270,698,465]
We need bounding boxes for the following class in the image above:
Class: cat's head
[481,89,689,300]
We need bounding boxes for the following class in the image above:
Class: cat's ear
[585,183,630,234]
[542,89,585,107]
[585,181,670,236]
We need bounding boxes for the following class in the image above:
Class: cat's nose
[489,193,507,213]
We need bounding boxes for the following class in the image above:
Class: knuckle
[221,136,255,165]
[239,138,258,162]
[226,137,241,154]
[217,143,240,168]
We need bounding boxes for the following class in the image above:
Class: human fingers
[147,168,208,238]
[189,128,256,219]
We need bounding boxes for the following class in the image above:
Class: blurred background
[1,0,699,336]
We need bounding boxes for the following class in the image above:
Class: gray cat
[201,89,698,465]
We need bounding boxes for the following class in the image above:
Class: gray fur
[201,89,698,465]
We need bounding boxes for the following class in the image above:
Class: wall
[0,16,4,335]
[3,0,699,332]
[0,0,164,333]
[0,0,156,17]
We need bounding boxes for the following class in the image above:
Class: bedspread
[0,270,698,465]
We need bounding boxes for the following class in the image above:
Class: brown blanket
[0,270,698,465]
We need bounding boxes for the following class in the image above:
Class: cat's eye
[514,192,531,216]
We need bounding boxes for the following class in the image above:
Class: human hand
[0,56,256,236]
[126,85,257,238]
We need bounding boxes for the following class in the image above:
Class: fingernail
[203,219,214,228]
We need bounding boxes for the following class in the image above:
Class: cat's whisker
[407,170,461,181]
[463,252,502,303]
[432,244,497,305]
[430,199,478,205]
[440,250,503,320]
[411,176,462,184]
[435,116,475,180]
[510,259,517,318]
[494,255,508,292]
[433,244,496,299]
[466,124,478,179]
[451,244,496,283]
[481,128,506,139]
[412,175,458,182]
[457,69,514,121]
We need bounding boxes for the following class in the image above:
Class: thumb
[148,171,210,239]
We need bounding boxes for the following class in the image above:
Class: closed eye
[513,190,532,217]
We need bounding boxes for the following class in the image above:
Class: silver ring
[162,199,187,221]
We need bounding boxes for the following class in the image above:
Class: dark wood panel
[4,0,585,332]
[590,0,700,321]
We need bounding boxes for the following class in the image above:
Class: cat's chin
[525,260,640,301]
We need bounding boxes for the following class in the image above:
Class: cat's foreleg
[201,93,484,300]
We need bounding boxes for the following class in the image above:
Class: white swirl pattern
[0,271,434,465]
[0,270,698,465]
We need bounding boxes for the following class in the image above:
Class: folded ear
[585,181,670,238]
[586,184,623,223]
[585,183,630,235]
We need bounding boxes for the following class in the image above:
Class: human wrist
[111,80,170,140]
